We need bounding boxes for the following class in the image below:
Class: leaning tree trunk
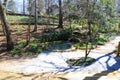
[1,0,9,36]
[1,21,6,35]
[0,1,13,50]
[58,0,63,28]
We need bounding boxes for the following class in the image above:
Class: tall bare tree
[0,0,13,50]
[58,0,63,28]
[23,0,25,14]
[25,0,32,46]
[32,0,38,32]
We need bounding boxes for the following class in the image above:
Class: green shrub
[10,40,43,55]
[28,43,38,52]
[10,48,21,55]
[10,48,26,55]
[27,41,43,54]
[96,33,117,45]
[15,40,26,48]
[97,37,107,45]
[74,43,81,49]
[10,40,26,55]
[36,49,43,54]
[38,28,72,42]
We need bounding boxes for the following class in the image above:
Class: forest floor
[0,26,120,80]
[0,25,56,56]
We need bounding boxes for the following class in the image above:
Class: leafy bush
[28,42,42,54]
[10,40,26,55]
[10,48,26,56]
[28,43,38,52]
[10,48,21,55]
[38,28,72,42]
[96,33,116,45]
[10,40,43,56]
[14,40,26,48]
[97,37,107,45]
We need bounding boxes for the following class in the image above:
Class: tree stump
[117,42,120,56]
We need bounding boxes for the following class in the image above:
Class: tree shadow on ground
[83,50,120,80]
[21,50,84,73]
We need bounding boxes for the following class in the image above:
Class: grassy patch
[7,15,58,25]
[10,39,43,56]
[97,37,107,45]
[66,57,96,66]
[74,42,96,49]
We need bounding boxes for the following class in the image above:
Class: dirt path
[0,69,120,80]
[0,70,62,80]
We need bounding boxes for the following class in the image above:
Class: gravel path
[0,36,120,74]
[0,36,120,80]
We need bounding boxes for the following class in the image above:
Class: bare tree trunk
[25,14,31,46]
[84,41,92,62]
[25,0,31,46]
[83,0,92,61]
[87,19,92,40]
[47,0,50,25]
[2,0,8,36]
[1,21,6,35]
[58,0,63,28]
[23,0,25,14]
[0,1,13,50]
[33,0,37,32]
